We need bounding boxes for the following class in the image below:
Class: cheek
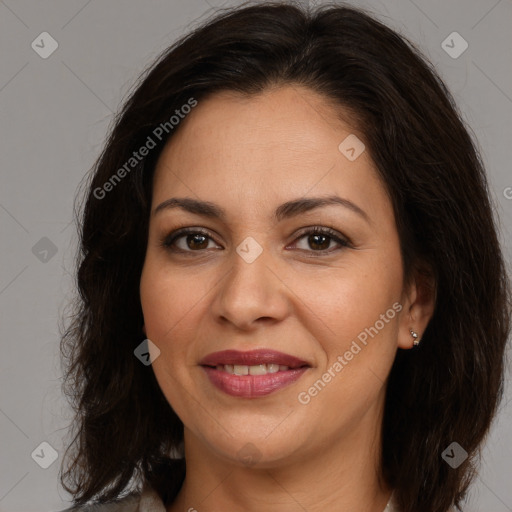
[293,265,401,428]
[140,267,172,340]
[294,257,402,347]
[139,260,200,412]
[140,258,202,343]
[295,257,403,413]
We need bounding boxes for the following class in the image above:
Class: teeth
[216,363,290,375]
[233,365,249,375]
[249,364,267,375]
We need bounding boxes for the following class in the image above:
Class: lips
[199,349,310,369]
[199,349,311,398]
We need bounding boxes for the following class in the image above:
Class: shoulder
[56,483,166,512]
[57,493,140,511]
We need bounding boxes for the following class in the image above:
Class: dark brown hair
[59,2,512,511]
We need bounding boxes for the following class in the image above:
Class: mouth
[199,349,311,398]
[208,363,304,375]
[199,348,311,369]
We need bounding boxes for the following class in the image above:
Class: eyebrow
[153,195,371,225]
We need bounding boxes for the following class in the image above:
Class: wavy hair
[59,2,511,511]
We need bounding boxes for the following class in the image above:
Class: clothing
[60,484,401,512]
[59,483,165,512]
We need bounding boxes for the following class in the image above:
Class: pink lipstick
[199,349,310,398]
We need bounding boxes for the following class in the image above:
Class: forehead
[151,85,388,223]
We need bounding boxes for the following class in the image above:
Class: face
[140,85,414,468]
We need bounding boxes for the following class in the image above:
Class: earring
[410,329,421,346]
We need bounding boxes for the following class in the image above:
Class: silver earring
[410,329,421,346]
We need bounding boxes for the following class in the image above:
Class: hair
[59,2,511,511]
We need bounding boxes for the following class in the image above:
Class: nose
[211,242,291,331]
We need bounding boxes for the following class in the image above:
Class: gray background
[0,0,511,511]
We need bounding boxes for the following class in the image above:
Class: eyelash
[159,226,351,257]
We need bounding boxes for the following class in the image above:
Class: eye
[160,227,220,254]
[160,226,351,256]
[288,226,350,255]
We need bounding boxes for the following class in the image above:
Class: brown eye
[182,233,209,250]
[306,233,331,251]
[160,226,350,256]
[290,226,350,255]
[161,228,219,253]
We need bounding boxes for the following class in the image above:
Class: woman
[59,2,511,512]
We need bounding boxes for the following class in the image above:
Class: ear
[397,263,436,349]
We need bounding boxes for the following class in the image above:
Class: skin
[139,84,435,512]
